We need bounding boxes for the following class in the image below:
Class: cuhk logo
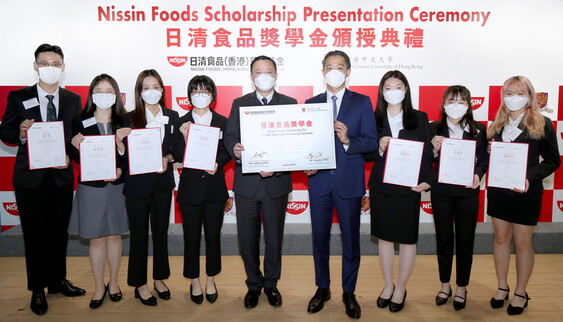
[286,201,308,215]
[557,201,563,211]
[420,201,433,214]
[176,97,191,110]
[471,97,485,110]
[3,202,19,216]
[224,197,233,213]
[168,56,187,67]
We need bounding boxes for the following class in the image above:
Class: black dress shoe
[307,288,331,313]
[154,281,170,300]
[377,284,395,308]
[507,292,529,315]
[389,289,407,312]
[48,279,86,297]
[108,284,122,302]
[243,290,261,309]
[190,285,203,304]
[490,287,509,309]
[30,290,48,315]
[134,288,157,306]
[205,283,218,303]
[342,292,361,319]
[453,291,467,311]
[89,285,108,309]
[264,287,283,307]
[435,287,452,306]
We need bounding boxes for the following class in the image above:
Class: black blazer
[224,91,296,198]
[122,108,179,198]
[0,85,82,189]
[489,116,560,196]
[69,116,127,187]
[172,109,231,204]
[430,121,489,197]
[365,109,433,196]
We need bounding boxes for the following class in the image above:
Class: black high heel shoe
[89,285,108,309]
[134,288,157,306]
[190,284,204,304]
[154,281,170,300]
[376,284,394,308]
[453,290,467,311]
[389,289,407,313]
[108,284,122,302]
[507,292,529,315]
[435,285,452,306]
[206,283,218,303]
[490,287,509,309]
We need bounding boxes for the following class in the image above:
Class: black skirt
[370,190,421,244]
[487,188,542,226]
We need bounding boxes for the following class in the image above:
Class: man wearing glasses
[0,43,85,315]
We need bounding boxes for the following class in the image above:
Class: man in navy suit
[224,56,296,309]
[304,51,378,319]
[0,44,85,315]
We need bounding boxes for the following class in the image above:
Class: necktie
[46,95,56,121]
[262,98,268,105]
[331,95,338,119]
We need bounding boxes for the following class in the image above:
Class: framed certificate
[383,138,424,187]
[79,135,117,182]
[127,128,163,175]
[27,121,66,170]
[438,138,476,186]
[488,141,529,190]
[183,123,220,171]
[240,103,336,173]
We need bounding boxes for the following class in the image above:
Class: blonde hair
[487,76,545,140]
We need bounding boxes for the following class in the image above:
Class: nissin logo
[557,201,563,211]
[471,97,485,110]
[168,56,187,67]
[420,201,433,214]
[176,97,191,110]
[286,201,308,215]
[3,202,18,216]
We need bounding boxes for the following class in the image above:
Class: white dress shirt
[145,105,169,143]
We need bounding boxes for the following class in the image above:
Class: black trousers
[15,171,73,291]
[431,192,479,287]
[180,200,225,278]
[126,191,171,287]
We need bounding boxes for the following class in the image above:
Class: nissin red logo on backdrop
[557,201,563,211]
[286,201,308,215]
[168,56,187,67]
[420,201,433,214]
[471,97,485,110]
[3,202,18,216]
[176,97,191,110]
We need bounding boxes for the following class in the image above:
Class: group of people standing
[0,44,558,319]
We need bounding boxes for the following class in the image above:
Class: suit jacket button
[202,175,205,178]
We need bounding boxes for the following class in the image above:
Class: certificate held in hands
[80,135,117,182]
[488,141,529,190]
[183,123,220,171]
[438,138,476,187]
[127,128,163,175]
[27,121,66,170]
[383,138,424,187]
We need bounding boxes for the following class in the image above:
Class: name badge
[23,98,39,110]
[219,131,223,139]
[82,117,97,128]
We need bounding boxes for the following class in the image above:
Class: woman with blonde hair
[487,76,559,315]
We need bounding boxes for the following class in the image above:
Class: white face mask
[191,93,212,109]
[254,73,276,92]
[504,95,528,111]
[38,66,62,85]
[92,93,116,110]
[383,90,406,106]
[444,103,468,120]
[325,70,346,88]
[141,89,162,105]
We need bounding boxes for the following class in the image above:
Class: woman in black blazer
[171,75,231,304]
[68,74,128,309]
[487,76,559,315]
[117,69,179,306]
[429,86,489,310]
[365,70,433,313]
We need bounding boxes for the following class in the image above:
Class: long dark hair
[375,70,417,131]
[80,73,126,132]
[435,85,479,137]
[131,69,166,129]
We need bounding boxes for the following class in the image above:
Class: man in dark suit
[224,56,296,309]
[304,51,378,319]
[0,44,86,315]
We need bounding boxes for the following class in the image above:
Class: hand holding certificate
[79,135,117,182]
[438,138,476,187]
[383,138,424,187]
[183,123,220,171]
[488,141,529,190]
[27,121,66,169]
[127,128,163,175]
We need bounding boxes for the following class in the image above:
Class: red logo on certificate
[168,56,187,67]
[286,201,308,215]
[3,202,18,216]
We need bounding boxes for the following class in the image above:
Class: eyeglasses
[191,90,211,96]
[36,61,63,68]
